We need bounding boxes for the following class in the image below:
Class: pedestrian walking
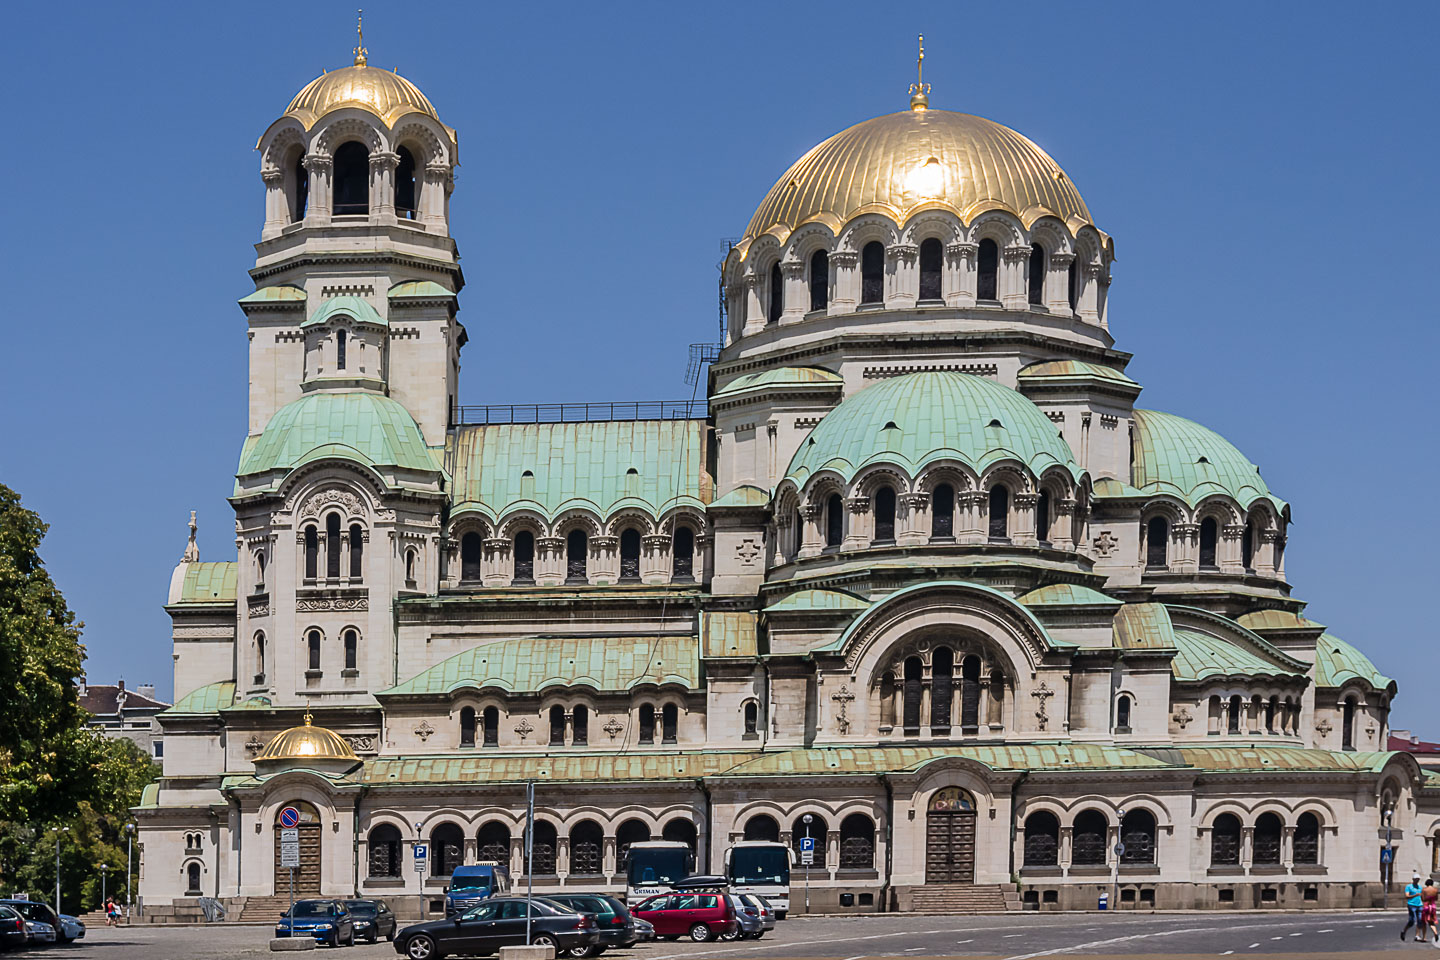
[1422,876,1439,944]
[105,897,119,927]
[1403,873,1425,942]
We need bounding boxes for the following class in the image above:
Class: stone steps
[238,896,299,922]
[909,884,1014,913]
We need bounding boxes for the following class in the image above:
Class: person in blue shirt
[1402,873,1425,941]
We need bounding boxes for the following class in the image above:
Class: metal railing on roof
[451,400,706,425]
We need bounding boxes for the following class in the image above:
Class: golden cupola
[253,713,360,774]
[279,16,442,129]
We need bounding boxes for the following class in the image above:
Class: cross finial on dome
[353,9,368,66]
[909,34,931,111]
[182,510,200,563]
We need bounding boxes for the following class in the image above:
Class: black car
[0,905,28,950]
[346,899,398,943]
[0,901,65,944]
[394,896,597,960]
[544,894,637,956]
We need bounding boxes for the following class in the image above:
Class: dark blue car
[275,898,355,947]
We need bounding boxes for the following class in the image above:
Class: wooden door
[925,787,976,884]
[275,809,322,895]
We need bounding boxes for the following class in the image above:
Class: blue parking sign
[799,837,815,852]
[414,844,428,860]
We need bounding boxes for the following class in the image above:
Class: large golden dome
[255,713,359,763]
[283,63,440,129]
[743,108,1092,244]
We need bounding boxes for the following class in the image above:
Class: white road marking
[1318,928,1334,932]
[1248,946,1259,951]
[1003,933,1024,938]
[1221,952,1234,956]
[1001,916,1384,960]
[840,955,865,960]
[1270,935,1283,939]
[956,940,973,945]
[1288,931,1302,936]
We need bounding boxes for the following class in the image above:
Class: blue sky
[2,2,1435,729]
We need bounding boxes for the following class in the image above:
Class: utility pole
[51,826,69,916]
[125,823,136,922]
[525,781,535,945]
[100,864,109,914]
[1111,808,1126,912]
[802,814,812,915]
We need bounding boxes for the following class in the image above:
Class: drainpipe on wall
[879,774,894,913]
[353,787,365,898]
[696,778,713,874]
[391,597,402,688]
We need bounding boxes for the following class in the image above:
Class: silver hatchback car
[720,895,767,941]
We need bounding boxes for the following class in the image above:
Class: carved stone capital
[946,242,977,261]
[829,251,858,267]
[303,154,332,173]
[1048,251,1075,267]
[901,492,930,509]
[1003,244,1032,263]
[1085,262,1105,278]
[1013,492,1039,508]
[847,496,871,514]
[889,243,918,262]
[369,150,401,171]
[780,260,805,279]
[261,169,284,185]
[742,274,760,291]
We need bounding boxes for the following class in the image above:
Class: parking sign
[800,836,815,865]
[414,843,428,873]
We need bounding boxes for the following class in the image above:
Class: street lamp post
[100,864,109,914]
[125,823,136,922]
[51,826,70,916]
[802,814,813,915]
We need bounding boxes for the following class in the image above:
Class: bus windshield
[450,874,492,892]
[729,847,790,886]
[626,848,691,887]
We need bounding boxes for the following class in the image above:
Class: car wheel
[689,924,713,943]
[719,926,740,942]
[344,927,355,946]
[366,931,378,943]
[564,946,595,959]
[387,927,397,943]
[405,934,438,959]
[531,934,558,951]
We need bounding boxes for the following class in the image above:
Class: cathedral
[136,39,1439,922]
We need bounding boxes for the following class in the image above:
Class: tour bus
[624,841,695,903]
[724,841,791,918]
[443,862,511,917]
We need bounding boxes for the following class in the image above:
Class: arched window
[1116,695,1132,731]
[186,862,202,895]
[395,146,417,218]
[792,816,828,869]
[291,151,309,222]
[549,705,566,746]
[573,705,588,745]
[570,820,604,876]
[332,141,370,215]
[661,703,678,743]
[1228,694,1242,734]
[1028,244,1045,305]
[1035,491,1051,543]
[343,629,358,671]
[368,824,401,878]
[1294,812,1320,865]
[825,493,844,547]
[977,239,999,301]
[1023,811,1059,866]
[255,551,267,590]
[304,525,319,580]
[931,483,954,538]
[1211,813,1241,866]
[743,700,759,737]
[809,249,829,312]
[326,513,342,579]
[662,818,698,855]
[1067,258,1079,310]
[960,655,982,729]
[1071,810,1108,866]
[1342,697,1356,749]
[902,656,923,732]
[1242,521,1255,570]
[513,531,534,582]
[478,821,509,863]
[1253,812,1283,865]
[988,486,1009,540]
[1145,517,1169,568]
[619,528,641,582]
[768,262,784,324]
[1266,696,1278,733]
[459,706,476,747]
[254,632,266,680]
[861,241,885,304]
[307,630,321,672]
[919,238,943,301]
[672,526,694,581]
[1120,809,1156,864]
[404,548,416,583]
[987,667,1006,727]
[638,703,655,744]
[835,813,873,870]
[931,647,953,730]
[482,706,499,747]
[349,523,363,578]
[566,529,588,583]
[336,329,348,370]
[744,815,779,843]
[530,821,557,876]
[616,819,651,871]
[873,486,896,542]
[1199,517,1219,568]
[461,531,482,582]
[431,823,464,877]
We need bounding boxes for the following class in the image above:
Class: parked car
[394,897,597,960]
[275,898,355,946]
[25,920,56,944]
[0,906,28,950]
[719,895,764,941]
[631,917,655,942]
[630,891,736,943]
[546,893,639,956]
[345,899,397,943]
[444,863,511,917]
[739,894,775,933]
[56,914,86,941]
[0,900,72,944]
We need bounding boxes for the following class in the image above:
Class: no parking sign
[279,806,301,829]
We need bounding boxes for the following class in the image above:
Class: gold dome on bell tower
[255,712,359,763]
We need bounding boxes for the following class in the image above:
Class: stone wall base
[1013,880,1391,911]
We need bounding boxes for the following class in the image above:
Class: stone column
[482,538,509,586]
[1080,263,1103,322]
[694,533,713,584]
[843,496,870,550]
[1051,499,1076,551]
[1059,826,1074,873]
[370,150,399,224]
[603,837,617,879]
[641,534,669,584]
[1002,245,1031,309]
[556,837,570,881]
[781,260,807,322]
[1095,265,1112,328]
[421,162,450,233]
[830,251,858,314]
[261,169,286,239]
[897,492,930,546]
[887,244,918,307]
[1012,492,1038,547]
[959,491,987,545]
[1257,530,1280,578]
[946,242,976,307]
[797,504,824,559]
[536,537,564,585]
[1220,524,1246,574]
[1240,826,1254,873]
[1173,522,1199,573]
[1046,252,1075,313]
[590,536,616,585]
[304,154,333,225]
[741,274,765,335]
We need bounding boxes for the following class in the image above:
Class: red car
[630,892,736,942]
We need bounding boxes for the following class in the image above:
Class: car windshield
[7,903,53,923]
[290,902,334,918]
[729,847,789,886]
[450,874,492,891]
[627,848,691,886]
[345,902,376,916]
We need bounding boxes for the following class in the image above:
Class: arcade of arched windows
[1138,499,1288,580]
[445,691,695,751]
[298,511,368,587]
[1019,802,1167,871]
[723,210,1112,342]
[1198,689,1306,739]
[874,638,1013,739]
[734,807,881,873]
[1199,806,1330,871]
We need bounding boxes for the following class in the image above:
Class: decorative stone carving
[603,718,624,741]
[245,735,266,755]
[300,488,365,519]
[831,685,855,734]
[1032,682,1054,731]
[344,734,377,754]
[735,538,761,566]
[1173,707,1193,728]
[514,718,534,742]
[295,596,368,612]
[1314,717,1333,737]
[414,720,435,742]
[1092,531,1119,557]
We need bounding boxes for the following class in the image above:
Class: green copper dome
[785,372,1081,486]
[238,392,437,480]
[1130,409,1284,509]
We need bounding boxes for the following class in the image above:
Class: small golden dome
[283,64,440,129]
[255,713,359,763]
[743,109,1093,245]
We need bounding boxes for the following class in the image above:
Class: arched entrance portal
[925,788,976,883]
[275,800,322,895]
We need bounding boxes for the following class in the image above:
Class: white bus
[624,840,695,903]
[724,841,792,918]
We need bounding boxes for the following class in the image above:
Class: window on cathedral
[395,146,417,218]
[1253,813,1283,865]
[405,548,416,583]
[431,823,464,877]
[1146,517,1168,568]
[566,530,588,583]
[1071,810,1108,866]
[988,486,1009,540]
[1120,809,1156,864]
[1036,491,1051,543]
[513,530,534,582]
[931,647,953,730]
[825,493,844,548]
[572,705,588,745]
[530,821,558,876]
[661,703,678,744]
[743,700,759,737]
[1242,521,1256,570]
[960,655,982,730]
[337,329,347,370]
[1028,244,1046,305]
[1211,813,1241,865]
[792,816,828,869]
[549,705,565,746]
[349,523,363,578]
[482,706,499,747]
[1266,696,1278,733]
[638,703,655,744]
[919,237,943,301]
[1067,258,1079,310]
[768,262,783,324]
[254,632,266,683]
[1199,517,1219,569]
[186,862,202,895]
[255,551,266,591]
[873,486,896,542]
[809,249,829,312]
[977,239,999,301]
[1024,811,1059,866]
[343,629,358,671]
[902,656,923,733]
[615,820,651,872]
[861,241,885,305]
[838,813,875,870]
[333,141,370,215]
[1116,695,1132,731]
[619,528,641,582]
[1294,812,1320,865]
[743,815,779,843]
[672,526,694,581]
[478,821,509,862]
[931,483,954,538]
[326,513,342,579]
[1342,697,1356,750]
[459,706,476,747]
[569,820,604,876]
[307,630,321,672]
[1228,695,1242,734]
[461,532,482,582]
[304,525,318,580]
[291,151,309,223]
[368,824,401,878]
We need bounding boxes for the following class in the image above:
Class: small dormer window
[987,418,1004,429]
[1197,456,1209,464]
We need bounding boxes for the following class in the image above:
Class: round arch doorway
[925,788,976,883]
[275,800,322,896]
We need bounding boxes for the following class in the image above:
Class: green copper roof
[766,588,869,613]
[238,392,437,480]
[239,284,306,303]
[710,485,771,509]
[702,612,758,658]
[450,420,711,522]
[173,562,237,604]
[1017,360,1138,386]
[1016,584,1121,607]
[715,744,1171,778]
[1091,476,1147,499]
[1131,409,1284,509]
[164,680,236,715]
[1313,632,1395,691]
[1159,746,1399,774]
[712,366,843,401]
[1112,602,1176,650]
[388,280,454,298]
[381,635,700,696]
[785,372,1081,487]
[301,295,387,329]
[1171,628,1304,682]
[364,751,757,786]
[1236,610,1326,633]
